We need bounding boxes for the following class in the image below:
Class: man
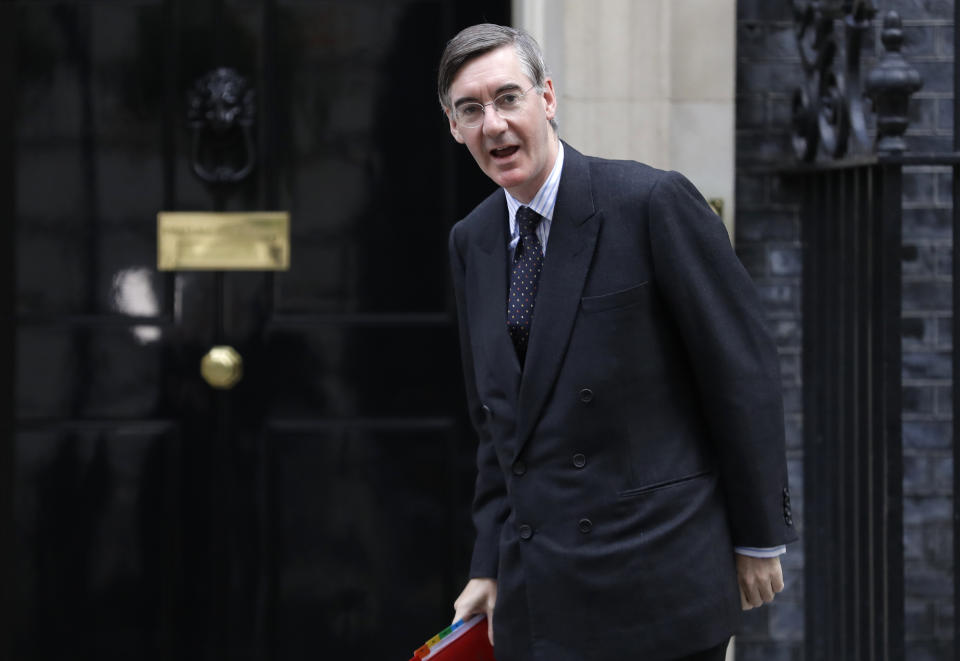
[440,24,797,661]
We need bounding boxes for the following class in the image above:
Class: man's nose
[481,105,507,136]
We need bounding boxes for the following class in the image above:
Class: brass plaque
[158,212,290,271]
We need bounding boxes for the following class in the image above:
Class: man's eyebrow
[453,83,524,109]
[494,83,523,96]
[453,96,479,109]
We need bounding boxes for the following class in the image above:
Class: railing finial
[865,11,923,153]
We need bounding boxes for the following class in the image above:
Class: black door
[3,2,509,659]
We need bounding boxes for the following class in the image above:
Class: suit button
[579,388,594,404]
[519,524,533,540]
[786,516,794,526]
[480,404,492,422]
[572,453,586,468]
[578,518,593,534]
[512,460,527,476]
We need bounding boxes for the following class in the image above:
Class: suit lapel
[513,145,600,459]
[471,194,522,379]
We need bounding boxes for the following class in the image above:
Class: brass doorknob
[200,345,243,389]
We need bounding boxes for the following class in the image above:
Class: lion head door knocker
[187,67,256,184]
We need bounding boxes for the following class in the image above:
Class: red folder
[408,615,496,661]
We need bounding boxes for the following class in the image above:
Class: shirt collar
[505,140,564,232]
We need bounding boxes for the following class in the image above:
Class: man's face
[446,46,558,204]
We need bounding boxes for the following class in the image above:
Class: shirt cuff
[734,545,786,558]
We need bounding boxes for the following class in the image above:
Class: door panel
[15,425,181,661]
[17,325,169,419]
[271,427,459,658]
[10,1,508,659]
[273,2,460,317]
[258,326,460,417]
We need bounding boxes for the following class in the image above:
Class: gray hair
[437,23,557,131]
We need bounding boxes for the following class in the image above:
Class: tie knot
[516,206,542,237]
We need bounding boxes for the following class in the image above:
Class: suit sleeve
[449,223,510,578]
[648,170,797,549]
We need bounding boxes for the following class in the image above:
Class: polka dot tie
[507,206,544,366]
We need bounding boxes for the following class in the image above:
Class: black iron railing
[798,158,905,660]
[785,3,960,659]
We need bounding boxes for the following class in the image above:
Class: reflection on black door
[7,1,509,659]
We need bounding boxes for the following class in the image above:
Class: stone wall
[515,0,738,232]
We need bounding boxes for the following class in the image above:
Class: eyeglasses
[454,85,538,128]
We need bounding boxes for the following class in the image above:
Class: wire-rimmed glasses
[454,85,538,128]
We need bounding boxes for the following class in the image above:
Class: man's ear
[445,108,465,144]
[542,78,557,122]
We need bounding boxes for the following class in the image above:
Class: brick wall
[734,1,954,658]
[735,3,804,659]
[897,3,955,656]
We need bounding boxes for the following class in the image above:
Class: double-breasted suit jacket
[448,143,797,660]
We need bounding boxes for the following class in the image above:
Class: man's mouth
[490,145,519,159]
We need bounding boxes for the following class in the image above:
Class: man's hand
[736,554,784,610]
[453,578,498,645]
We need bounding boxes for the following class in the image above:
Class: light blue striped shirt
[505,140,564,255]
[501,139,785,560]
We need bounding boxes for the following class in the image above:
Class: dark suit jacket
[448,143,797,661]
